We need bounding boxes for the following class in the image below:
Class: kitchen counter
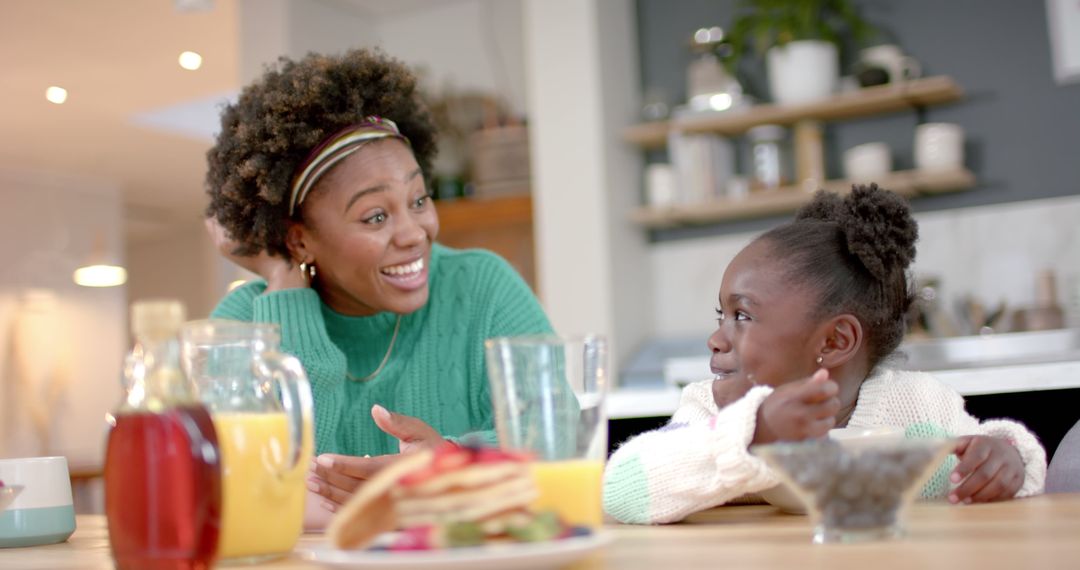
[611,328,1080,420]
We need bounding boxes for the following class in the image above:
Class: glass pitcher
[180,320,314,564]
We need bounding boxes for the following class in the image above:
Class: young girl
[603,184,1046,525]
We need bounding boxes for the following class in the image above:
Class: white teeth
[383,258,424,276]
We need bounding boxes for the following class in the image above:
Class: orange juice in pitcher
[214,412,312,559]
[181,320,314,563]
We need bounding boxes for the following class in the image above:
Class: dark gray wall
[638,0,1080,241]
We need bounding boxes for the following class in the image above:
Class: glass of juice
[484,335,608,529]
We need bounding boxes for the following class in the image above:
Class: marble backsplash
[649,194,1080,339]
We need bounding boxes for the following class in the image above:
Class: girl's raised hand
[752,369,840,445]
[949,435,1024,504]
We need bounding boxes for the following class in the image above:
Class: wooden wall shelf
[622,76,964,149]
[630,168,975,229]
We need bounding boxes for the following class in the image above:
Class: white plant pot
[767,40,839,105]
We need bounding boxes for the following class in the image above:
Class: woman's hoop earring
[299,261,317,281]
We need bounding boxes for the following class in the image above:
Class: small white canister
[645,163,677,207]
[914,123,965,171]
[843,142,892,182]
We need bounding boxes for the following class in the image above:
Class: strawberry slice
[398,445,468,486]
[475,447,530,463]
[432,444,471,472]
[475,448,511,463]
[390,525,438,551]
[433,441,464,455]
[398,464,438,487]
[433,451,470,471]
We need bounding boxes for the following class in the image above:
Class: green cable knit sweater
[210,245,552,456]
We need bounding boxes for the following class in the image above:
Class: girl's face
[291,139,439,316]
[707,239,824,388]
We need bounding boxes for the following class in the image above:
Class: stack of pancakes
[328,443,541,550]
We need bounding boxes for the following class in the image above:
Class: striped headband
[288,116,410,215]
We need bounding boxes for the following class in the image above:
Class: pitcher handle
[253,350,315,478]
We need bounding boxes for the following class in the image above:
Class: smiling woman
[202,49,553,526]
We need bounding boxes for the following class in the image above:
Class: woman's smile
[379,255,428,291]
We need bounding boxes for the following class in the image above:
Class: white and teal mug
[0,456,76,548]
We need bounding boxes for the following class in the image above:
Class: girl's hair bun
[795,184,918,282]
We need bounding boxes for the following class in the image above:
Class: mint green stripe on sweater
[602,454,652,524]
[905,421,957,499]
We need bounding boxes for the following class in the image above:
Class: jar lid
[689,26,728,53]
[131,299,186,340]
[748,124,786,142]
[691,26,724,46]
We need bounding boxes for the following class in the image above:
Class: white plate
[299,532,612,570]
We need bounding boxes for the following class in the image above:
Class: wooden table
[3,493,1079,569]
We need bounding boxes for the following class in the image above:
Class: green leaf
[723,0,874,59]
[444,522,485,547]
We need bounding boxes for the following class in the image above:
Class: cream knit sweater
[602,368,1047,524]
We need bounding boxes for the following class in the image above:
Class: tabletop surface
[3,493,1080,569]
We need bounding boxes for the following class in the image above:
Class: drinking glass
[484,335,608,528]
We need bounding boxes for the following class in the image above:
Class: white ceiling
[1,0,240,238]
[1,0,479,240]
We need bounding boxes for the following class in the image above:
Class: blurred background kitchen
[1,0,1078,512]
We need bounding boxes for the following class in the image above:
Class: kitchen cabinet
[435,195,536,291]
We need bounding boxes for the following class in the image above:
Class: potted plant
[725,0,876,105]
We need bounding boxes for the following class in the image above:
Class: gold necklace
[347,314,402,382]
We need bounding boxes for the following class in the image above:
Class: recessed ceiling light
[45,86,68,104]
[174,0,215,12]
[179,51,203,71]
[73,264,128,287]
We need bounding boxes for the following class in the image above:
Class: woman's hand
[303,489,335,530]
[712,375,753,409]
[307,454,400,511]
[371,405,446,453]
[752,369,840,445]
[204,216,308,291]
[306,406,446,511]
[949,435,1025,504]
